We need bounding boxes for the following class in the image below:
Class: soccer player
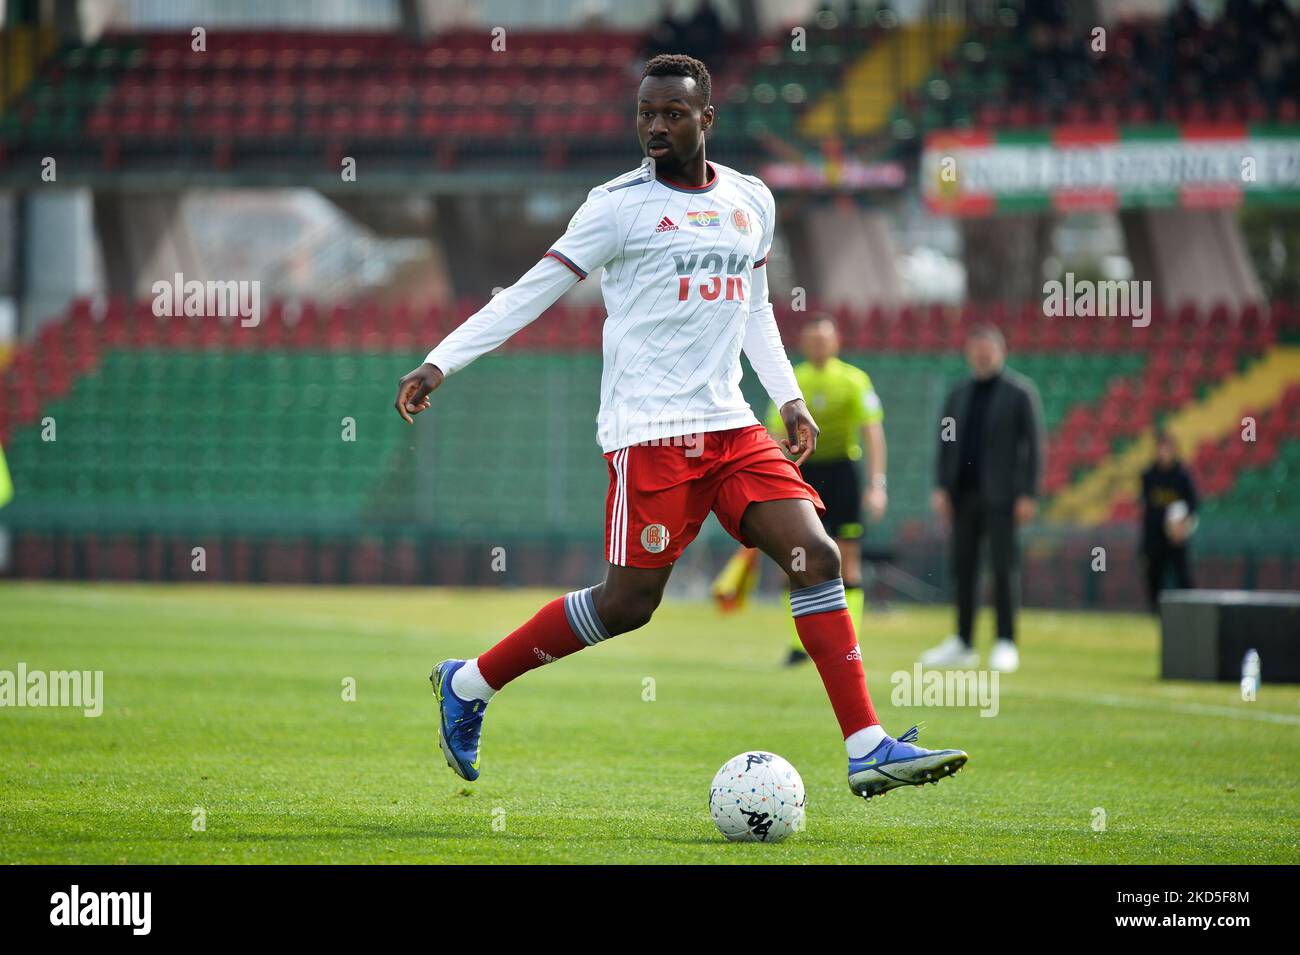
[393,55,966,800]
[713,317,888,666]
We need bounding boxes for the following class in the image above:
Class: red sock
[476,594,588,690]
[794,608,880,738]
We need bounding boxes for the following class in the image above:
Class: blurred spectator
[644,1,683,60]
[681,0,725,65]
[1141,430,1199,612]
[644,1,724,65]
[923,325,1045,674]
[953,0,1300,128]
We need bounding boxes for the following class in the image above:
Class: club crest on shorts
[641,523,669,554]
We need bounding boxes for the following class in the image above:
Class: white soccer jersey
[425,159,802,453]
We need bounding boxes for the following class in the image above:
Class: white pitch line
[1004,687,1300,726]
[33,588,419,640]
[18,588,1300,727]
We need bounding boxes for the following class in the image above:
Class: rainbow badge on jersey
[686,210,721,228]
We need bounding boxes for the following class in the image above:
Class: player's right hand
[394,362,444,424]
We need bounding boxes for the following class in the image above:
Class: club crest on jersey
[654,216,678,234]
[731,209,751,234]
[641,523,670,554]
[686,210,720,228]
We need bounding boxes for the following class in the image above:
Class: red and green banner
[922,125,1300,216]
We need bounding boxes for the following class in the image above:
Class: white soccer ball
[709,751,806,843]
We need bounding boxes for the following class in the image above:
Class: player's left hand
[1014,495,1037,525]
[779,399,819,466]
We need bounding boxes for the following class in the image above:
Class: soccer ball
[709,751,806,843]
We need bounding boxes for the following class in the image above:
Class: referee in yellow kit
[713,316,887,665]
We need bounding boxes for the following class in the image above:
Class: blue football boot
[848,725,967,798]
[430,659,488,781]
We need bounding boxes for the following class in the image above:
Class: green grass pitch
[2,581,1297,864]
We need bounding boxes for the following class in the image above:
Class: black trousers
[1143,539,1193,612]
[952,492,1019,644]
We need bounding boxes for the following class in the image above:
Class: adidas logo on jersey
[654,216,678,233]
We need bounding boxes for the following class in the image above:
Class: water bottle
[1241,649,1260,701]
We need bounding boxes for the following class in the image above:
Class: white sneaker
[919,635,979,669]
[989,639,1020,673]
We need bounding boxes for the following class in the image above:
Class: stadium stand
[894,0,1300,133]
[0,29,756,172]
[3,3,1296,180]
[2,5,1298,604]
[3,294,1297,600]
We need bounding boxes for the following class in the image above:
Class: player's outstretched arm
[392,256,579,423]
[393,184,618,425]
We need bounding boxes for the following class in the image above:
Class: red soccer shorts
[603,424,826,568]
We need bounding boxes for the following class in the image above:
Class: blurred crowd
[996,0,1300,117]
[644,1,727,64]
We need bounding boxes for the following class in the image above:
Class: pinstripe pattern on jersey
[603,210,733,407]
[619,220,744,418]
[608,184,673,305]
[652,310,748,422]
[550,161,775,452]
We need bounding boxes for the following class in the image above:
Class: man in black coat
[923,325,1046,673]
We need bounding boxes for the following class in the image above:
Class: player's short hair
[642,54,712,106]
[967,323,1005,349]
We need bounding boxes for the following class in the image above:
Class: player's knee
[595,588,661,636]
[789,536,841,589]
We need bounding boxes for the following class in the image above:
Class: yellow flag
[0,442,12,509]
